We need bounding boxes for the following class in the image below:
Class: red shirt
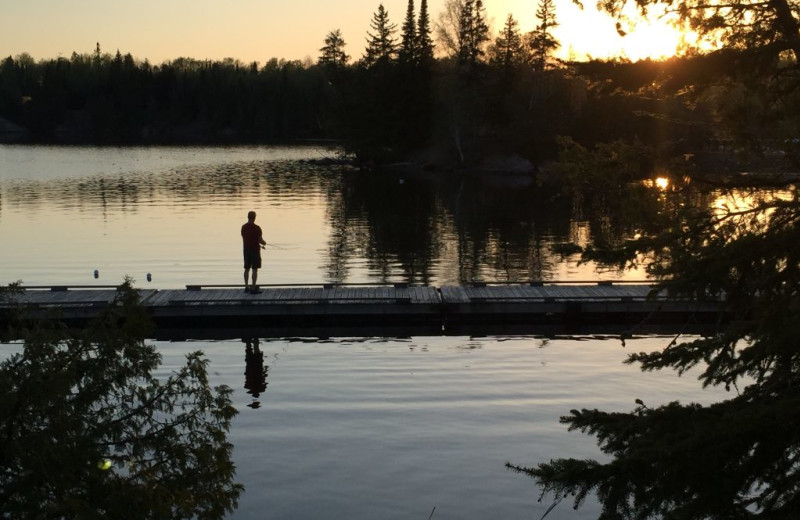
[241,222,263,250]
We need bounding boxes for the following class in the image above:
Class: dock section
[439,282,724,335]
[0,286,158,324]
[145,285,443,337]
[1,282,727,339]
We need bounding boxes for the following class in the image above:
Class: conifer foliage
[457,0,490,66]
[0,280,242,519]
[362,4,398,68]
[399,0,418,64]
[319,29,349,68]
[416,0,435,65]
[530,0,559,71]
[332,1,439,163]
[508,180,800,517]
[490,14,527,70]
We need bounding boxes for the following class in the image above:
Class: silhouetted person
[244,338,268,407]
[241,211,266,294]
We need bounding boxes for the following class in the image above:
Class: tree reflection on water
[322,166,671,283]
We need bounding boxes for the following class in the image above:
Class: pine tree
[399,0,417,64]
[416,0,435,65]
[319,29,350,67]
[529,0,560,71]
[457,0,489,66]
[456,0,473,64]
[92,42,102,68]
[490,14,526,70]
[362,4,398,68]
[474,0,490,62]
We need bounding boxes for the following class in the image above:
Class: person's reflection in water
[244,338,269,409]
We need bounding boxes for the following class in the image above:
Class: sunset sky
[1,0,682,65]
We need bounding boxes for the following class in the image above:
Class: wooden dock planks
[1,283,726,338]
[4,288,159,307]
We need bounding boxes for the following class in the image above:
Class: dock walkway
[2,282,726,339]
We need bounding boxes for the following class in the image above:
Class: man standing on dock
[241,211,266,294]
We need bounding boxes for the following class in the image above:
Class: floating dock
[1,282,727,339]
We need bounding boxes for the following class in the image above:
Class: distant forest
[1,0,798,170]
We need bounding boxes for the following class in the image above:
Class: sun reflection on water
[642,177,670,190]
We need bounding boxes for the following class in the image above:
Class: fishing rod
[261,242,292,250]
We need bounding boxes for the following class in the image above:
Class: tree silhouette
[0,281,242,519]
[399,0,418,64]
[319,29,350,68]
[490,14,527,71]
[529,0,559,71]
[457,0,490,67]
[0,50,328,143]
[416,0,435,65]
[362,4,398,68]
[508,176,800,517]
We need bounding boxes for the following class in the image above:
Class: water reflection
[1,145,676,285]
[323,171,442,284]
[0,161,311,214]
[323,170,576,283]
[642,176,670,190]
[244,338,269,409]
[323,168,662,283]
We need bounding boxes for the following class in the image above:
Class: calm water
[0,145,727,519]
[158,335,727,520]
[0,144,648,288]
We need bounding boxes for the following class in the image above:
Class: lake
[0,145,728,519]
[0,144,651,287]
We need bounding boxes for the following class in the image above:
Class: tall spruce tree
[457,0,490,66]
[530,0,559,71]
[416,0,435,65]
[474,0,490,61]
[362,4,398,68]
[490,14,527,70]
[399,0,418,64]
[456,0,474,63]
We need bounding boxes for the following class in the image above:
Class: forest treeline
[1,0,797,171]
[0,49,326,145]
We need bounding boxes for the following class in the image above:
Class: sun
[551,1,687,61]
[614,18,686,60]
